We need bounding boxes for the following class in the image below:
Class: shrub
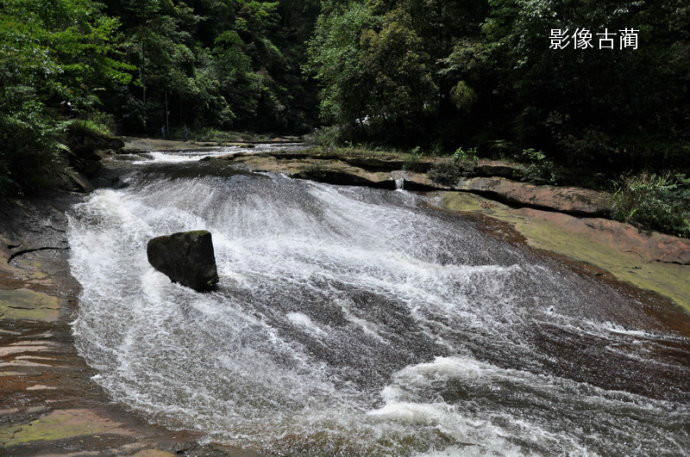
[450,81,477,113]
[453,146,478,163]
[428,161,464,187]
[304,126,342,148]
[428,147,479,186]
[519,148,557,184]
[67,119,112,138]
[0,96,69,195]
[612,173,690,238]
[402,148,424,171]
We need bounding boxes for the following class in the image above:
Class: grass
[67,119,113,137]
[612,172,690,238]
[166,127,289,143]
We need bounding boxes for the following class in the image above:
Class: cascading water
[67,150,690,457]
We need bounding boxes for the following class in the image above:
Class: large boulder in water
[147,231,219,291]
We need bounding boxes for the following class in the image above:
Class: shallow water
[68,150,690,456]
[131,142,306,164]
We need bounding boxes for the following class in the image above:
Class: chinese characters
[550,28,639,50]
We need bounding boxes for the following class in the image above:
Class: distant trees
[2,0,688,194]
[484,0,690,169]
[102,0,319,133]
[307,0,690,170]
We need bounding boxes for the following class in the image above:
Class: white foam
[133,151,206,163]
[396,356,486,382]
[598,321,685,341]
[367,401,455,425]
[286,312,328,337]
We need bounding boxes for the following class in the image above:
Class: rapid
[67,147,690,457]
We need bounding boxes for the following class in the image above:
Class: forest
[1,0,689,233]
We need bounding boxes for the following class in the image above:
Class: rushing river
[67,147,690,456]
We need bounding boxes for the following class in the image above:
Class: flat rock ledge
[457,177,612,217]
[208,152,612,217]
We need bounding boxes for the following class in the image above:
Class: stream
[67,146,690,456]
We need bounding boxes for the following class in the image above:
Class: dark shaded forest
[1,1,689,223]
[308,0,689,168]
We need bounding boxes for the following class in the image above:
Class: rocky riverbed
[1,137,688,456]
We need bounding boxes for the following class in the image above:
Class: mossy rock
[0,409,130,447]
[0,288,59,321]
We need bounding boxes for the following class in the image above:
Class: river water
[67,147,690,456]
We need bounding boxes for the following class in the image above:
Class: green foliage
[304,126,343,148]
[305,2,376,125]
[1,0,321,193]
[453,147,479,163]
[107,0,318,134]
[402,148,423,171]
[0,0,132,194]
[306,1,438,142]
[428,146,479,186]
[612,173,690,238]
[428,160,465,187]
[307,0,690,169]
[68,119,112,138]
[519,148,557,184]
[0,94,68,195]
[3,0,689,203]
[482,0,690,168]
[450,81,477,113]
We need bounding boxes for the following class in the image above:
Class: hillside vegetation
[1,0,688,235]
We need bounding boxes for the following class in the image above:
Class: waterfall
[395,177,405,191]
[67,150,690,457]
[392,170,407,191]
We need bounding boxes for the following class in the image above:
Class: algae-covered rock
[438,192,690,312]
[147,231,219,292]
[0,288,60,321]
[0,409,132,447]
[134,450,177,457]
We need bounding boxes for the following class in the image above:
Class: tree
[307,0,690,169]
[0,0,133,193]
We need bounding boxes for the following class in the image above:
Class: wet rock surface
[147,231,219,291]
[2,140,687,456]
[189,147,690,307]
[0,195,254,457]
[71,152,690,455]
[118,140,689,312]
